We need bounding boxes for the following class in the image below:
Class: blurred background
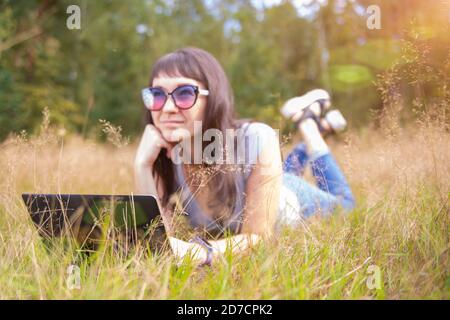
[0,0,449,142]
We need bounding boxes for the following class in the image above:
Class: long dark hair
[144,47,247,224]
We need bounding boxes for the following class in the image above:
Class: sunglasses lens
[141,88,154,109]
[148,88,166,110]
[173,85,197,109]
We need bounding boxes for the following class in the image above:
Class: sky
[251,0,327,18]
[201,0,326,18]
[214,0,328,37]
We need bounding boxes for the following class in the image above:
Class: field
[0,113,448,299]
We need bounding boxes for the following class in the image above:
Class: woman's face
[151,74,207,143]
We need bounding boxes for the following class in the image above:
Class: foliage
[0,0,448,140]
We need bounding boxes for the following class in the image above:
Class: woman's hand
[134,124,173,167]
[169,236,208,265]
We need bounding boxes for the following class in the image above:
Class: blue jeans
[282,143,355,218]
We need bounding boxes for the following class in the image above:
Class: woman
[135,47,355,266]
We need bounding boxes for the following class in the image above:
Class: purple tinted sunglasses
[141,84,209,111]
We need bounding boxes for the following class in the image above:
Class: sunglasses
[141,84,209,111]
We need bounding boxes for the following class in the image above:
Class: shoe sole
[325,109,347,132]
[281,89,330,119]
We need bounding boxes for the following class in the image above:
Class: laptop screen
[22,193,167,252]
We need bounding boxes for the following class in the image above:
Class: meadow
[0,109,448,299]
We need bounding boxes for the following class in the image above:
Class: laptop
[22,193,168,253]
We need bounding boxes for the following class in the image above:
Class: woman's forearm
[169,234,261,265]
[134,162,175,235]
[134,162,158,195]
[134,164,261,262]
[208,234,261,256]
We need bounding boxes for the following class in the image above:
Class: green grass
[0,121,448,299]
[0,183,448,299]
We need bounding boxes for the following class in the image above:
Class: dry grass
[0,106,448,299]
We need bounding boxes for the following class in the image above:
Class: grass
[0,110,448,299]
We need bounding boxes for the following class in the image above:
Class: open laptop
[22,193,167,253]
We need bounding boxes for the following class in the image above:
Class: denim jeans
[281,142,355,219]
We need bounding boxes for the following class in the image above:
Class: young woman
[135,47,355,266]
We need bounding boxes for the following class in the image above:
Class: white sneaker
[281,89,330,119]
[324,109,347,133]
